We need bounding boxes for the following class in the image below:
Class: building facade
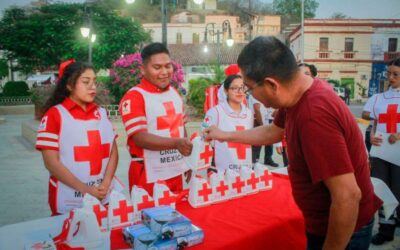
[289,19,400,98]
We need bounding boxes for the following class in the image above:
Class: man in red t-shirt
[119,43,192,196]
[204,36,382,250]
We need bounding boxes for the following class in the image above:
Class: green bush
[3,81,30,96]
[186,77,215,116]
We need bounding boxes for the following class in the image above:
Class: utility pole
[161,0,168,47]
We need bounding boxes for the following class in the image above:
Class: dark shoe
[371,233,393,245]
[265,159,279,167]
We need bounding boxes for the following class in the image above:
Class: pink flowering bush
[109,52,186,103]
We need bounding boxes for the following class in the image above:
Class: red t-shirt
[119,79,186,157]
[274,78,382,236]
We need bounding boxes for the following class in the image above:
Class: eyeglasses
[82,81,100,89]
[244,81,263,95]
[387,71,400,79]
[229,86,248,93]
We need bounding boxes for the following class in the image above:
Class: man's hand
[388,133,400,144]
[203,125,228,142]
[184,169,192,183]
[177,138,193,156]
[370,133,383,146]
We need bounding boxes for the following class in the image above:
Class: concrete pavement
[0,113,399,249]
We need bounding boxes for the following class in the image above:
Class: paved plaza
[0,112,399,249]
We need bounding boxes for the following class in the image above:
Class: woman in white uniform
[203,74,253,172]
[366,58,400,245]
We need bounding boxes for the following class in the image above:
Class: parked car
[333,87,345,100]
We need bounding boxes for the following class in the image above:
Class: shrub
[109,52,185,104]
[3,81,30,96]
[186,77,215,116]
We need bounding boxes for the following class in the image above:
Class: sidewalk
[0,114,399,249]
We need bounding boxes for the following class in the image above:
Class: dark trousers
[365,125,372,153]
[306,219,374,250]
[371,157,400,238]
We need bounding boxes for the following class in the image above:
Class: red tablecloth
[176,176,306,250]
[112,175,306,250]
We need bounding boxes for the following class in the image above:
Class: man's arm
[132,132,192,156]
[322,173,362,250]
[204,123,284,146]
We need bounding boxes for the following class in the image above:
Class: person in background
[204,74,253,172]
[119,43,192,196]
[298,63,318,78]
[36,60,118,215]
[364,58,400,246]
[204,36,382,250]
[344,85,351,105]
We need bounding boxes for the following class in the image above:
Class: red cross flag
[188,176,213,208]
[254,163,273,191]
[209,171,230,202]
[82,193,109,230]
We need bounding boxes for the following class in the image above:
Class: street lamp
[203,20,234,64]
[81,5,96,64]
[300,0,304,63]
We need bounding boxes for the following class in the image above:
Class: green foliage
[3,81,30,96]
[0,3,150,73]
[0,59,8,79]
[273,0,318,24]
[186,77,215,116]
[327,79,341,87]
[330,12,350,19]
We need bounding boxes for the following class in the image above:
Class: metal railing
[101,104,120,120]
[0,96,32,106]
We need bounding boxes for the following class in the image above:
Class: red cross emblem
[232,176,245,193]
[137,195,155,210]
[259,170,272,186]
[112,200,134,223]
[227,126,250,159]
[198,183,212,202]
[74,130,110,176]
[158,190,176,206]
[200,144,213,165]
[378,104,400,133]
[246,173,260,190]
[156,102,184,138]
[216,180,229,196]
[92,204,108,226]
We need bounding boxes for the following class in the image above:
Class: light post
[203,20,234,64]
[80,5,96,64]
[300,0,304,63]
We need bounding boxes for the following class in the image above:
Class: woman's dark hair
[42,62,94,114]
[388,57,400,67]
[223,74,242,90]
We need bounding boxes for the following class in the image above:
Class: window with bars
[193,33,200,44]
[389,38,398,52]
[344,38,354,58]
[319,37,329,58]
[176,32,182,44]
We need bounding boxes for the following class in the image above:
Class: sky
[0,0,399,19]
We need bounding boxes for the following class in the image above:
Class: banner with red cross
[209,171,230,202]
[189,176,213,208]
[254,163,273,191]
[130,185,155,223]
[108,190,135,229]
[153,181,177,209]
[225,169,246,198]
[240,166,260,195]
[83,194,109,230]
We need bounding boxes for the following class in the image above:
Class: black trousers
[371,157,400,237]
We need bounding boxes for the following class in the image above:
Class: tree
[0,59,8,80]
[273,0,319,25]
[0,3,150,73]
[330,12,350,19]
